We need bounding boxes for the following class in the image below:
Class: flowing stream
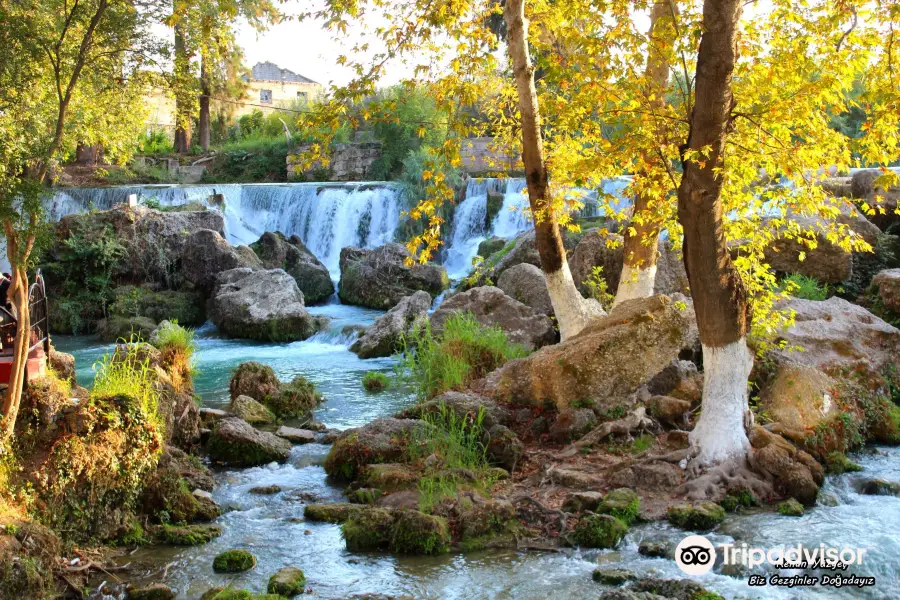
[55,302,900,600]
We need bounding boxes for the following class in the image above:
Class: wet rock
[483,424,524,472]
[573,513,627,548]
[156,523,221,545]
[209,268,329,342]
[477,236,507,259]
[339,243,449,309]
[562,491,604,514]
[825,452,863,474]
[748,426,824,506]
[391,509,451,555]
[593,568,635,585]
[229,395,276,425]
[497,263,555,317]
[857,478,900,497]
[342,507,396,551]
[252,231,334,304]
[851,169,900,230]
[597,488,640,525]
[666,502,725,531]
[207,417,291,467]
[182,229,260,294]
[638,540,672,558]
[430,286,557,350]
[348,488,382,505]
[456,498,520,548]
[548,408,598,443]
[646,396,691,427]
[304,503,367,523]
[230,362,280,401]
[199,407,229,426]
[267,566,307,597]
[213,549,257,573]
[469,230,578,287]
[630,578,724,600]
[778,498,805,517]
[871,268,900,313]
[276,426,316,444]
[478,296,696,409]
[127,583,176,600]
[350,291,431,358]
[158,446,215,492]
[49,349,76,385]
[324,418,427,480]
[249,485,282,495]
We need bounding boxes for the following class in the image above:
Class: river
[55,301,900,600]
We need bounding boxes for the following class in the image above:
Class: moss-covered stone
[111,286,206,326]
[199,590,284,600]
[266,376,322,419]
[347,488,382,505]
[592,568,635,585]
[303,503,367,524]
[267,566,306,597]
[206,417,291,467]
[777,498,805,517]
[826,452,863,474]
[638,540,671,558]
[230,362,280,402]
[230,395,276,425]
[666,501,726,531]
[213,549,257,573]
[596,488,640,525]
[390,510,451,555]
[156,524,222,545]
[357,463,420,492]
[127,583,176,600]
[573,514,627,549]
[141,467,220,526]
[342,508,396,552]
[629,578,726,600]
[719,488,757,513]
[96,315,158,342]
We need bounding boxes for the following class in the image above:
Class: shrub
[362,371,389,392]
[268,375,322,419]
[780,273,829,300]
[583,266,615,310]
[397,312,529,399]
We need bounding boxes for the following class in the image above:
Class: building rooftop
[248,61,318,85]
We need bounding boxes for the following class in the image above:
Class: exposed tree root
[677,456,774,502]
[556,407,654,458]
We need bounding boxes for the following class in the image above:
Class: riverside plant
[396,312,528,400]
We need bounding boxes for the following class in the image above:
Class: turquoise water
[57,303,900,600]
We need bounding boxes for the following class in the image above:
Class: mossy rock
[266,376,322,419]
[127,583,176,600]
[596,488,640,525]
[825,452,863,474]
[592,568,635,585]
[230,362,280,402]
[303,503,367,524]
[267,566,306,596]
[342,507,396,552]
[573,513,627,549]
[230,395,276,425]
[629,578,726,600]
[390,510,451,555]
[666,501,725,531]
[777,498,805,517]
[96,315,158,342]
[637,540,671,558]
[157,524,222,545]
[110,286,205,326]
[347,488,382,505]
[199,590,283,600]
[719,488,757,513]
[357,463,420,492]
[213,549,257,573]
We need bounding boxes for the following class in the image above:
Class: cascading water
[442,178,505,280]
[491,178,531,238]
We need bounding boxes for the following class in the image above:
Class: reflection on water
[56,303,900,600]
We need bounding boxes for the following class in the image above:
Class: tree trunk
[504,0,604,340]
[198,57,210,152]
[0,268,30,441]
[173,23,191,154]
[676,0,751,467]
[614,0,674,308]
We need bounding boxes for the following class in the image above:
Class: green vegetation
[151,320,197,355]
[397,312,529,399]
[390,509,451,555]
[583,266,615,310]
[666,502,726,531]
[596,488,640,525]
[362,371,389,392]
[157,524,222,546]
[719,488,758,512]
[825,452,864,474]
[573,513,627,548]
[268,375,322,419]
[778,498,805,517]
[780,273,830,301]
[213,549,257,573]
[112,286,205,327]
[267,566,306,596]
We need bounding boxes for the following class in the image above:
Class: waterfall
[45,183,403,279]
[491,179,531,238]
[442,178,505,280]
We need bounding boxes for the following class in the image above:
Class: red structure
[0,271,50,383]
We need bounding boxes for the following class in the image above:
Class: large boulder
[759,364,837,432]
[773,296,900,374]
[469,230,580,288]
[476,295,696,409]
[350,291,432,358]
[568,230,689,297]
[749,426,824,506]
[871,269,900,314]
[338,243,449,309]
[182,229,261,294]
[208,268,328,342]
[324,418,427,480]
[251,231,334,304]
[761,209,881,284]
[429,286,557,350]
[851,169,900,231]
[206,417,291,466]
[496,263,554,317]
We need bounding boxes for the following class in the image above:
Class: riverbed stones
[573,513,627,548]
[206,417,291,466]
[230,362,280,401]
[477,295,696,410]
[778,498,805,517]
[252,231,334,304]
[391,509,451,555]
[229,395,276,424]
[275,426,316,444]
[267,566,306,596]
[592,568,635,585]
[182,229,260,293]
[748,426,824,506]
[209,268,328,342]
[638,540,672,558]
[338,243,449,309]
[871,268,900,313]
[212,549,257,573]
[496,263,554,316]
[126,583,176,600]
[666,501,725,531]
[304,503,367,523]
[342,507,396,551]
[156,523,221,545]
[430,286,557,350]
[267,376,322,419]
[349,291,431,358]
[597,488,640,525]
[324,418,427,480]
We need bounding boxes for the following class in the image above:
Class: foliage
[362,371,389,392]
[780,274,830,301]
[397,312,529,399]
[137,130,174,155]
[150,320,197,356]
[267,376,321,419]
[204,136,289,182]
[583,266,615,310]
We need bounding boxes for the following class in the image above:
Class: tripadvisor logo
[676,535,717,575]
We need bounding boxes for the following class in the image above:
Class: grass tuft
[362,371,389,392]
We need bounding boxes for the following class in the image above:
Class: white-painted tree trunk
[612,264,657,308]
[689,338,754,467]
[545,264,606,341]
